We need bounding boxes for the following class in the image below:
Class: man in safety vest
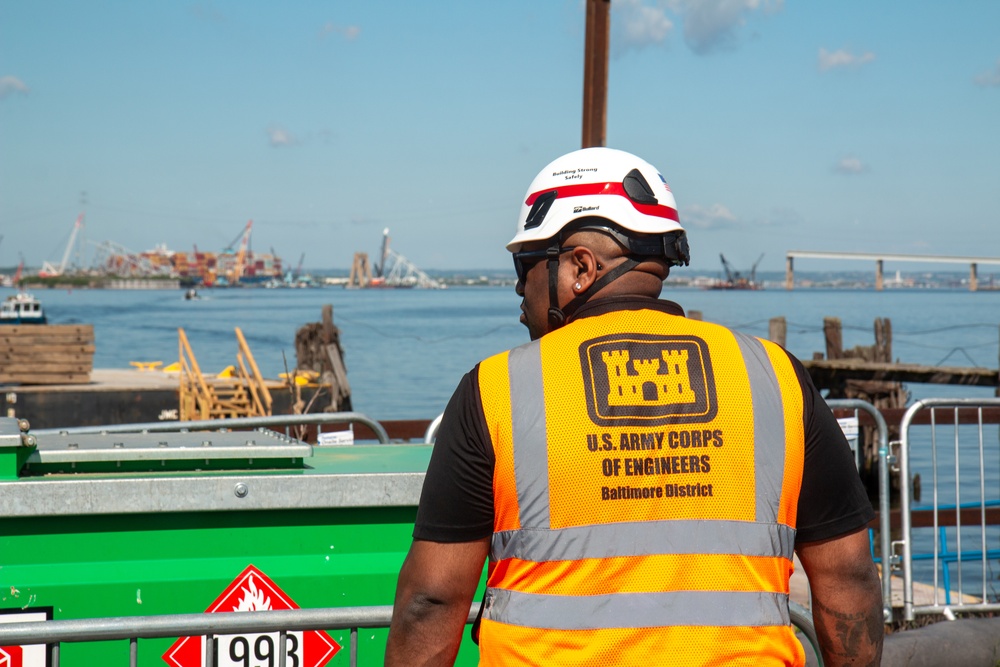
[387,148,883,666]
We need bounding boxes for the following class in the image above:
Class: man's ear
[569,246,600,293]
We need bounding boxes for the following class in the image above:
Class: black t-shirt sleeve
[792,355,876,543]
[413,366,496,542]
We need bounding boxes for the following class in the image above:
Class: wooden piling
[769,317,787,347]
[823,317,843,360]
[294,306,352,411]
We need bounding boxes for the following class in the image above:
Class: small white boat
[0,291,48,325]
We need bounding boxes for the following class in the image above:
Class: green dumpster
[0,419,483,666]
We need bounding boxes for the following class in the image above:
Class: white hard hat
[507,147,688,265]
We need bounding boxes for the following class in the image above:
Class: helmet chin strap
[546,245,566,329]
[546,241,639,330]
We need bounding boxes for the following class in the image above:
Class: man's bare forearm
[809,564,884,666]
[797,528,884,666]
[386,593,467,666]
[386,538,489,667]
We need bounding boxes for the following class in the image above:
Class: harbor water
[9,284,998,420]
[4,284,999,595]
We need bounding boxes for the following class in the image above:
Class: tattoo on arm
[810,596,883,667]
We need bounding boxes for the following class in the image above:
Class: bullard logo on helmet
[579,334,717,427]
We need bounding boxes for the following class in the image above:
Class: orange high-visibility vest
[476,306,806,666]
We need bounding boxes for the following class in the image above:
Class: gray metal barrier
[33,411,391,444]
[0,604,478,667]
[0,602,823,667]
[898,398,1000,621]
[825,399,893,623]
[423,412,444,444]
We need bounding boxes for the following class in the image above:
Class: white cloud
[320,22,361,41]
[610,0,781,55]
[974,58,1000,87]
[835,156,866,174]
[818,48,875,71]
[682,203,738,229]
[266,125,297,147]
[613,0,674,52]
[0,75,29,100]
[668,0,783,55]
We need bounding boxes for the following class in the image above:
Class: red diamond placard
[0,645,23,667]
[163,565,340,667]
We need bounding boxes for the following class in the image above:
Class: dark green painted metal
[0,444,484,665]
[0,444,33,480]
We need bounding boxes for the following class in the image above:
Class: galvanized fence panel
[0,605,475,667]
[825,399,892,624]
[0,603,823,667]
[898,398,1000,621]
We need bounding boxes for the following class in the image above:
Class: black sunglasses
[512,246,577,283]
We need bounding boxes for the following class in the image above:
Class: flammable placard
[163,565,340,667]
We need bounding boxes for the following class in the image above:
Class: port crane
[294,252,305,281]
[40,213,85,277]
[222,220,253,285]
[716,253,764,290]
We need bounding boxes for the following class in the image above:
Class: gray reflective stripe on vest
[732,332,787,524]
[484,588,790,629]
[507,341,550,530]
[492,519,795,562]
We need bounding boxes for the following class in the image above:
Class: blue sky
[2,1,998,274]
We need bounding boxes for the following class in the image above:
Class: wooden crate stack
[0,324,95,385]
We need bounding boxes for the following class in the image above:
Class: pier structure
[785,251,1000,291]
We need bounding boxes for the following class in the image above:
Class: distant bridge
[785,251,1000,291]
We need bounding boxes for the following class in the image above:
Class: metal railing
[0,605,478,667]
[898,398,1000,621]
[33,412,391,444]
[825,399,893,623]
[0,602,822,667]
[423,412,444,443]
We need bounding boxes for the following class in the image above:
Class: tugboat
[0,291,47,324]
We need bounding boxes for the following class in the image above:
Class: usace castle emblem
[579,334,718,426]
